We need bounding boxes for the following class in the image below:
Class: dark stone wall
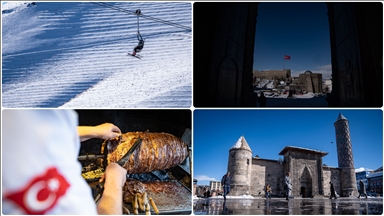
[327,3,383,107]
[194,3,258,107]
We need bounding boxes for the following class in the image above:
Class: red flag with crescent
[5,167,70,214]
[284,55,291,60]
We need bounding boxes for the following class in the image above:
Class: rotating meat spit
[76,110,192,215]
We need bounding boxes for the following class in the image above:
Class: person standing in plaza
[358,180,368,199]
[329,181,337,199]
[221,172,231,200]
[265,184,272,199]
[284,172,292,201]
[258,92,267,107]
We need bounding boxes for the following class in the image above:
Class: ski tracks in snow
[2,2,192,108]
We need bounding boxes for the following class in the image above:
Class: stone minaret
[334,113,358,197]
[227,136,253,196]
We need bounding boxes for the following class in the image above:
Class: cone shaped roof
[230,135,252,152]
[335,113,348,122]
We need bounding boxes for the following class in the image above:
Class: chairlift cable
[92,2,191,32]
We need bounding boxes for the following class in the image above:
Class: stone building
[368,171,383,195]
[193,179,198,195]
[253,69,291,81]
[209,181,222,191]
[226,113,358,198]
[279,146,328,197]
[195,185,210,197]
[291,70,322,93]
[194,2,382,107]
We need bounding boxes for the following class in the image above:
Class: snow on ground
[2,2,191,108]
[1,2,32,15]
[253,78,329,107]
[266,80,274,89]
[262,92,319,99]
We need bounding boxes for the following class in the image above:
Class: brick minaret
[334,113,358,197]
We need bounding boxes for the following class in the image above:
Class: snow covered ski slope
[2,2,192,108]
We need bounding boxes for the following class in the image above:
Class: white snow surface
[231,136,243,149]
[2,2,192,108]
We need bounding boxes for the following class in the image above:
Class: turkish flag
[284,55,291,60]
[5,167,70,215]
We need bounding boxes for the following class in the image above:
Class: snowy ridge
[2,2,192,108]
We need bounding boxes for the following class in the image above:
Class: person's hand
[97,163,126,214]
[94,123,121,140]
[100,162,127,188]
[78,123,121,142]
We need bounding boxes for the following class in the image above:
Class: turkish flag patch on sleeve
[5,167,70,214]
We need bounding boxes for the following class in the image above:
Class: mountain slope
[2,2,192,108]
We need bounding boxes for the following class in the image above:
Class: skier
[131,9,144,57]
[132,33,144,56]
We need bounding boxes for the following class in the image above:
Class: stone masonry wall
[228,149,252,196]
[291,157,318,197]
[340,167,358,197]
[250,159,284,197]
[284,151,325,197]
[322,166,341,196]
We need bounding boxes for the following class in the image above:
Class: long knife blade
[116,138,142,167]
[78,155,105,160]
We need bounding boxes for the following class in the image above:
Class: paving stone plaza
[194,197,383,215]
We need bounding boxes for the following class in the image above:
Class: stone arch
[215,56,239,106]
[194,3,382,107]
[299,166,313,198]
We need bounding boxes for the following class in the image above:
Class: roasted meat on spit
[82,131,189,214]
[103,131,188,173]
[82,131,188,179]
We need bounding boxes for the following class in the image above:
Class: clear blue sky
[193,110,383,185]
[253,2,332,79]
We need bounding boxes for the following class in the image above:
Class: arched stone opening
[300,167,313,198]
[194,2,382,107]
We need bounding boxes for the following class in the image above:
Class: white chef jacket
[2,109,97,214]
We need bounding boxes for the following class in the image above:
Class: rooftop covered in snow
[230,136,252,152]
